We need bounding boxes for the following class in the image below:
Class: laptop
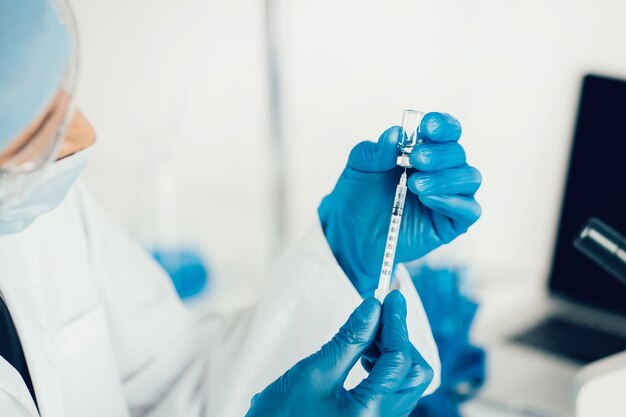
[474,74,626,417]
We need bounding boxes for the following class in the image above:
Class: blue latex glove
[319,113,482,296]
[245,291,434,417]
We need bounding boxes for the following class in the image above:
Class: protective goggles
[0,0,78,208]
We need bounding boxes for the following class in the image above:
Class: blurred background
[69,1,626,415]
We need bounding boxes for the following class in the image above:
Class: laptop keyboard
[512,316,626,364]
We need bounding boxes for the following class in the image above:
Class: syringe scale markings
[374,170,408,302]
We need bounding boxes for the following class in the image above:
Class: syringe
[374,110,425,302]
[374,170,408,301]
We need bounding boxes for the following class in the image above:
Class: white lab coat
[0,182,440,417]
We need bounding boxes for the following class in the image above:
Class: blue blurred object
[151,248,209,300]
[318,112,482,297]
[245,293,434,417]
[406,264,486,417]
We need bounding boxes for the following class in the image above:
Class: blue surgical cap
[0,0,73,150]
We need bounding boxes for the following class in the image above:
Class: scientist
[0,1,482,416]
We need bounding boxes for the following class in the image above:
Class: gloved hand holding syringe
[375,110,425,301]
[319,110,481,299]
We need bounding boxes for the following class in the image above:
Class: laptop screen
[548,74,626,315]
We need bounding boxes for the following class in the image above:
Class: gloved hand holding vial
[320,111,482,298]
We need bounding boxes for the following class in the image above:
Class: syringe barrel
[375,212,401,302]
[375,172,408,301]
[392,179,408,216]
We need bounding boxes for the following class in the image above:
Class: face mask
[0,147,92,235]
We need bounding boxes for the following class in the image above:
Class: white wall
[72,0,271,306]
[71,0,626,301]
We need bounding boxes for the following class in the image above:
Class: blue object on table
[407,264,486,417]
[151,248,209,300]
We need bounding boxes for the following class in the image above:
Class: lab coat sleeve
[76,184,218,416]
[76,184,439,417]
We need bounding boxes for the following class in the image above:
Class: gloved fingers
[351,347,412,401]
[409,142,466,172]
[420,112,462,143]
[408,165,481,197]
[300,297,381,388]
[347,126,401,173]
[366,341,434,393]
[389,383,432,416]
[414,210,470,245]
[359,291,402,373]
[373,323,434,392]
[361,291,412,372]
[361,356,375,373]
[360,295,433,393]
[360,340,381,373]
[351,291,412,399]
[400,344,434,392]
[418,195,482,226]
[380,291,410,351]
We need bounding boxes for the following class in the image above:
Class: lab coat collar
[0,223,64,417]
[0,354,39,416]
